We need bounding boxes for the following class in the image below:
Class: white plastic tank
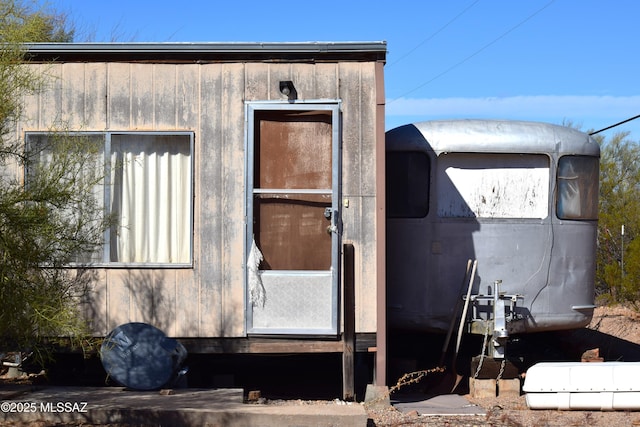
[523,362,640,410]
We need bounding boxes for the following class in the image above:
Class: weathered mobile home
[20,42,387,394]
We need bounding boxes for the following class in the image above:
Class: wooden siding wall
[18,61,381,338]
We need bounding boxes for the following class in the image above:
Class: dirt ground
[2,306,640,426]
[366,305,640,426]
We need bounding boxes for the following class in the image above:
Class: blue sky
[55,0,640,138]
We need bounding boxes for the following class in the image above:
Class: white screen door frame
[244,101,341,335]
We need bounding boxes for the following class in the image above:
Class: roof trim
[25,41,387,62]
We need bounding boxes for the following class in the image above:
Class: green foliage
[0,130,106,356]
[0,0,73,43]
[0,0,74,154]
[0,1,106,362]
[0,2,73,138]
[596,130,640,305]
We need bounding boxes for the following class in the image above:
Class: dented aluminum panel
[386,120,599,335]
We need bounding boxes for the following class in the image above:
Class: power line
[388,0,555,103]
[589,114,640,135]
[387,0,480,68]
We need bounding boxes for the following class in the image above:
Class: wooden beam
[375,59,387,387]
[342,243,356,401]
[180,338,344,354]
[49,334,376,355]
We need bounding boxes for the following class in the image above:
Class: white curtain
[110,134,191,263]
[557,156,599,220]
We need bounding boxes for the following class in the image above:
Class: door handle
[325,208,338,234]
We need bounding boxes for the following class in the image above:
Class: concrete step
[0,386,367,426]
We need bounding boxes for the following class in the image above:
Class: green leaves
[0,1,99,362]
[0,133,105,354]
[0,0,73,43]
[596,131,640,305]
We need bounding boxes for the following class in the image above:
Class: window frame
[436,152,551,219]
[24,130,195,268]
[556,154,599,221]
[385,150,431,219]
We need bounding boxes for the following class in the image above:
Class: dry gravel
[365,305,640,426]
[364,392,640,427]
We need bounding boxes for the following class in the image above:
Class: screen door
[245,102,341,335]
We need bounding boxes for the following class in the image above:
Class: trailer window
[557,155,599,220]
[386,151,430,218]
[26,132,193,266]
[437,153,549,219]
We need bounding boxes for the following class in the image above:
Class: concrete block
[364,384,390,407]
[6,366,24,378]
[469,377,496,398]
[470,377,521,398]
[498,378,521,397]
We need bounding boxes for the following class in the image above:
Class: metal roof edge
[24,41,387,56]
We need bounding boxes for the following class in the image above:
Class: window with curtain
[110,134,192,263]
[25,132,193,266]
[556,155,599,220]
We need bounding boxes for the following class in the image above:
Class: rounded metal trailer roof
[386,119,600,157]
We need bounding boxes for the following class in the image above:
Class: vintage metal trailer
[386,120,599,357]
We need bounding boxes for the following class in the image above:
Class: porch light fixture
[279,80,297,102]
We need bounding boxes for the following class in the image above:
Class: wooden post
[375,60,387,388]
[342,243,355,401]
